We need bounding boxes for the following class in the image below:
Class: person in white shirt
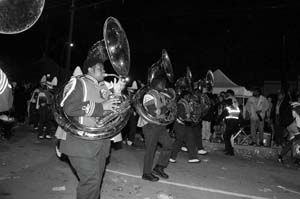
[246,88,269,146]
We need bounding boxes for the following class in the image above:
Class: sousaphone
[54,17,131,140]
[133,49,177,126]
[175,66,193,95]
[193,70,214,120]
[175,67,203,125]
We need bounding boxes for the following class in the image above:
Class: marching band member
[218,89,241,156]
[137,77,174,182]
[0,68,13,113]
[169,90,200,163]
[58,43,126,199]
[0,67,14,139]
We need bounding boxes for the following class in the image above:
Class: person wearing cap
[58,42,126,199]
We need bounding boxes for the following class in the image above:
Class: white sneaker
[38,135,44,139]
[188,159,200,163]
[198,149,208,155]
[127,140,133,146]
[169,158,176,163]
[181,147,188,152]
[45,135,52,139]
[55,146,62,158]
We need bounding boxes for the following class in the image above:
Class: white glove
[113,78,126,95]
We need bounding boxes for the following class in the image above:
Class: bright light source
[69,43,74,47]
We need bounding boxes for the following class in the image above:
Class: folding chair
[231,120,251,146]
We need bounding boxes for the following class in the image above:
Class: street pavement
[0,125,300,199]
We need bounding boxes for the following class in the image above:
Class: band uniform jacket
[137,89,168,127]
[59,75,112,158]
[176,98,193,125]
[0,68,13,112]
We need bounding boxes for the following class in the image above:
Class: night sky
[1,0,300,87]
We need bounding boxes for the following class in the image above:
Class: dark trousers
[127,112,138,142]
[171,122,198,159]
[38,105,51,137]
[29,103,39,127]
[0,116,14,139]
[142,123,173,174]
[224,119,239,153]
[193,123,204,150]
[273,115,286,146]
[68,152,107,199]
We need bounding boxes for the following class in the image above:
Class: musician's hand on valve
[102,98,120,111]
[113,78,126,95]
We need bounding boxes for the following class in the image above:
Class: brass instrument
[0,0,45,34]
[194,70,214,92]
[175,68,214,125]
[54,17,131,140]
[194,70,214,120]
[133,49,177,126]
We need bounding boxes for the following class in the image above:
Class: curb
[203,141,279,159]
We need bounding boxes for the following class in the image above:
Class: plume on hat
[40,74,58,88]
[73,66,83,77]
[51,77,58,86]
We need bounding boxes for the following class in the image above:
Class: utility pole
[281,34,288,92]
[65,0,76,71]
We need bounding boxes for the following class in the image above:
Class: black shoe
[153,165,169,179]
[38,135,44,139]
[142,173,159,182]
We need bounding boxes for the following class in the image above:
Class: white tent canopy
[212,69,252,97]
